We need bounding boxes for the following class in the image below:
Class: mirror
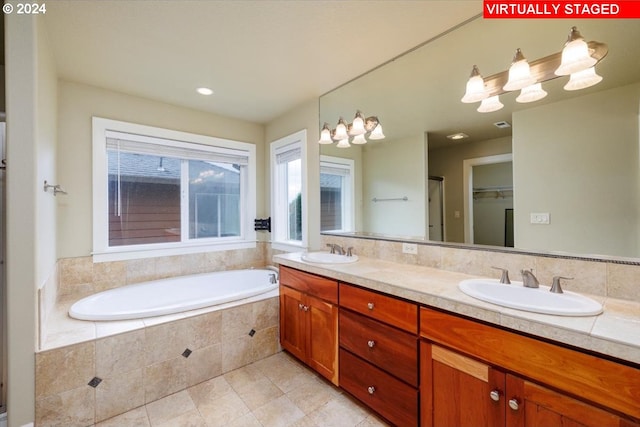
[319,17,640,260]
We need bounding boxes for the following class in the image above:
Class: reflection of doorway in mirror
[471,162,513,247]
[428,177,444,242]
[463,154,513,246]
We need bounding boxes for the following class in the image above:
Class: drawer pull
[508,398,519,411]
[489,390,501,402]
[367,302,375,310]
[367,340,376,348]
[367,386,376,395]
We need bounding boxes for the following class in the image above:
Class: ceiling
[42,1,482,124]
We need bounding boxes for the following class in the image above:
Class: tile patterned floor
[94,351,390,427]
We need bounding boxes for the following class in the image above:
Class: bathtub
[69,268,279,321]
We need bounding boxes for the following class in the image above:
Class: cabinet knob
[489,390,501,402]
[508,398,519,411]
[303,305,309,312]
[367,340,376,348]
[298,303,304,310]
[367,386,376,395]
[367,302,374,310]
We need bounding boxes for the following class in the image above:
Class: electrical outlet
[402,243,418,254]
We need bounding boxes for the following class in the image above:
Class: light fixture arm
[480,40,607,99]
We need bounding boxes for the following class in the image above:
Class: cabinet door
[505,375,639,427]
[421,342,505,427]
[280,285,306,361]
[306,293,339,385]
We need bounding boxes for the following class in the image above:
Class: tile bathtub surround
[35,296,280,426]
[57,243,269,301]
[320,235,640,302]
[94,352,389,427]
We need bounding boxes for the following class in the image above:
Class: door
[421,342,505,427]
[428,177,444,241]
[306,293,338,385]
[505,375,636,427]
[279,285,306,361]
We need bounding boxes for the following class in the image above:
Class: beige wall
[362,134,427,238]
[57,81,265,258]
[429,136,512,243]
[6,13,58,426]
[514,83,640,257]
[265,98,321,250]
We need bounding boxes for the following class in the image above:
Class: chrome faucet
[326,243,345,255]
[521,269,539,288]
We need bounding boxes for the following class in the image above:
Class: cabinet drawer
[339,284,418,333]
[340,309,418,386]
[280,266,338,304]
[340,349,419,427]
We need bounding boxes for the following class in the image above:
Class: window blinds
[106,132,249,165]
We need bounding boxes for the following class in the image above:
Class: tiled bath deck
[94,352,389,427]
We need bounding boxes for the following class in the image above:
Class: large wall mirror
[319,17,640,260]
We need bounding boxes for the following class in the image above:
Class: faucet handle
[326,243,335,254]
[346,247,354,257]
[550,276,573,294]
[491,266,511,284]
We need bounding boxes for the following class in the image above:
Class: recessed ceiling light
[196,87,214,96]
[446,133,469,140]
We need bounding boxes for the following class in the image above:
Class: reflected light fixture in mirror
[461,26,607,112]
[477,95,504,112]
[318,111,385,147]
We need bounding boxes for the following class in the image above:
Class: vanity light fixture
[318,111,385,146]
[461,26,607,113]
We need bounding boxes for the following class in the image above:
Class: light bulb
[555,27,597,76]
[334,118,348,140]
[461,65,488,103]
[349,111,366,136]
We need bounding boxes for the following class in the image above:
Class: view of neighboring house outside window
[93,117,256,261]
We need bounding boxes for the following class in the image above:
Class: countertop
[274,252,640,365]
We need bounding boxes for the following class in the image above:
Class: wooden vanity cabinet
[420,307,640,427]
[339,283,420,426]
[279,266,339,385]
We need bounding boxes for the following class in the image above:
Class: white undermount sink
[458,278,603,316]
[301,251,359,264]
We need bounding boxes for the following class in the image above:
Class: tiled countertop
[274,252,640,365]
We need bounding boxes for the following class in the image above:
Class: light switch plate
[530,213,550,224]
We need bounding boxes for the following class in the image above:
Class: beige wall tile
[59,256,94,287]
[126,258,158,284]
[96,330,145,377]
[186,344,223,387]
[145,357,187,403]
[36,342,95,398]
[536,256,607,295]
[222,303,255,341]
[92,260,127,292]
[254,297,279,329]
[95,368,145,422]
[145,319,189,365]
[180,252,209,275]
[185,311,222,349]
[222,336,254,372]
[607,263,640,302]
[154,255,182,279]
[35,385,95,427]
[252,325,280,361]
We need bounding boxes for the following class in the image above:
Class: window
[93,117,256,261]
[320,155,354,232]
[271,130,307,251]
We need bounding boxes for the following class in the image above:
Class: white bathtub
[69,268,279,321]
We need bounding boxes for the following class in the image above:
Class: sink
[301,251,359,264]
[458,279,603,316]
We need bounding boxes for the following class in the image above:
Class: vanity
[275,252,640,427]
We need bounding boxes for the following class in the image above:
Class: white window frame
[92,117,257,262]
[320,155,355,232]
[270,130,308,252]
